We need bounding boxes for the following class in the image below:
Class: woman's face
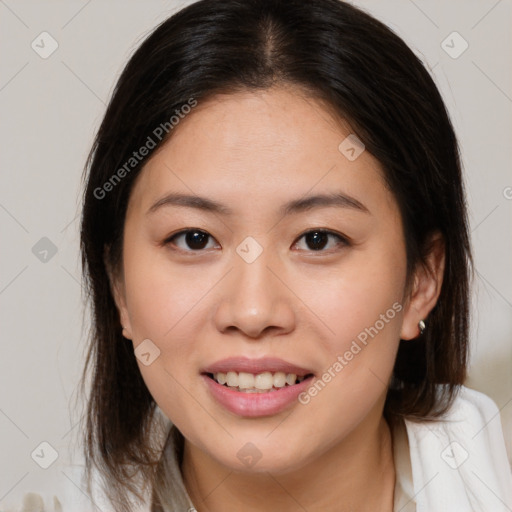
[114,86,418,473]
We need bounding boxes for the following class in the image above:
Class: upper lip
[202,357,314,377]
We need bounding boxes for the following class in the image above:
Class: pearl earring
[418,319,426,335]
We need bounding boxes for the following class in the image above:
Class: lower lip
[202,374,314,417]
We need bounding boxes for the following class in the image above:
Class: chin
[197,428,317,474]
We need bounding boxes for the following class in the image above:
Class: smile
[207,371,310,393]
[201,357,316,417]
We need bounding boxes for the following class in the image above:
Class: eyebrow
[147,191,370,216]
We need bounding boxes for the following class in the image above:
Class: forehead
[127,86,395,218]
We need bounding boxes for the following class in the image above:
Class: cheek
[123,238,210,341]
[288,242,406,439]
[120,242,202,386]
[297,245,406,357]
[122,250,214,429]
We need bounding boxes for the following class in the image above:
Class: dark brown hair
[79,0,472,510]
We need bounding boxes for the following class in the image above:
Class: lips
[201,357,315,417]
[202,356,314,377]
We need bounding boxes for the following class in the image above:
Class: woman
[78,0,512,511]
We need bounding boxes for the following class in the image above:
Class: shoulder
[406,385,507,447]
[443,385,502,422]
[402,385,512,512]
[404,385,505,441]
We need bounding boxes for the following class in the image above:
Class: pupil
[307,231,327,250]
[186,231,208,249]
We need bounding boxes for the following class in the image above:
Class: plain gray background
[1,0,511,510]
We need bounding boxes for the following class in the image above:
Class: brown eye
[294,230,348,252]
[166,229,219,251]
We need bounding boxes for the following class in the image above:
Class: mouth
[204,370,314,393]
[200,357,315,416]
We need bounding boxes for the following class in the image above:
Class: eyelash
[163,228,350,254]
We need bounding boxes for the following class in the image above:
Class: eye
[293,229,349,252]
[164,228,349,253]
[164,229,219,252]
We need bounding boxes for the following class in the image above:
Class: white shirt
[393,386,512,511]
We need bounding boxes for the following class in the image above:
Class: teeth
[255,371,280,389]
[286,373,297,386]
[212,371,307,391]
[238,372,255,389]
[273,372,287,388]
[226,371,238,387]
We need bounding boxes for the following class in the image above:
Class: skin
[111,85,445,511]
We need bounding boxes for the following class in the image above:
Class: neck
[181,414,396,512]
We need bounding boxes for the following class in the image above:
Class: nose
[213,248,296,340]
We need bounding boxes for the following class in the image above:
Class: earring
[122,326,130,339]
[418,319,426,335]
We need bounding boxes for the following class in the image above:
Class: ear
[104,247,133,340]
[400,232,445,340]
